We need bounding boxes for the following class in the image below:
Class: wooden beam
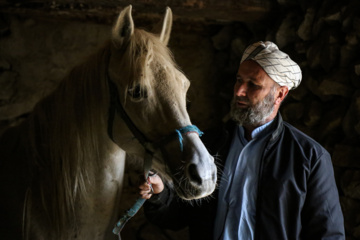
[0,0,273,23]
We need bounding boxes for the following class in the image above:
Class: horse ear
[112,5,134,46]
[159,7,173,45]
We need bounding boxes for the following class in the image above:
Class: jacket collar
[225,112,284,147]
[268,112,284,145]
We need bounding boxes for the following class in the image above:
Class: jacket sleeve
[143,183,191,231]
[300,150,345,239]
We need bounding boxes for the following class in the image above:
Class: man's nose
[234,83,247,97]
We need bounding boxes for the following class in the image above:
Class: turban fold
[240,41,302,90]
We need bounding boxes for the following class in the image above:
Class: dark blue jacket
[144,113,345,240]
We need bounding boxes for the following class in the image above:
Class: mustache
[233,96,250,104]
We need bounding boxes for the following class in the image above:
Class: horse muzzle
[161,132,218,200]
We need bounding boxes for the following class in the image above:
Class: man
[139,41,345,240]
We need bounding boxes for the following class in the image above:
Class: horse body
[0,6,217,240]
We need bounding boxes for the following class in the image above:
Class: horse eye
[128,84,148,99]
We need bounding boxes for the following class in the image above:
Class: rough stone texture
[341,170,360,200]
[297,8,315,41]
[0,0,274,23]
[333,145,360,169]
[1,0,360,239]
[0,16,111,121]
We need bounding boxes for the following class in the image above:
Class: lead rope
[112,150,153,240]
[112,125,203,239]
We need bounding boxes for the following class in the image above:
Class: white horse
[0,6,217,240]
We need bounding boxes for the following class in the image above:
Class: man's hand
[139,174,165,199]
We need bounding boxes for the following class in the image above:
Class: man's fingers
[139,182,154,199]
[148,174,162,184]
[140,190,153,199]
[139,185,148,191]
[139,189,150,195]
[138,173,164,198]
[142,193,152,199]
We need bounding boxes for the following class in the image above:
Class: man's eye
[250,83,261,89]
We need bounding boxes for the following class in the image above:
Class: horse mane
[26,43,112,237]
[24,28,182,238]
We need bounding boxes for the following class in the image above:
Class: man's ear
[275,86,289,105]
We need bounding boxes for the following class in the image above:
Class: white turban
[240,41,302,90]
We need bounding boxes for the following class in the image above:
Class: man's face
[231,60,277,126]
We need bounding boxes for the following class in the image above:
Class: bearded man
[140,41,345,240]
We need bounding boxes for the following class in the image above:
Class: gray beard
[230,89,275,126]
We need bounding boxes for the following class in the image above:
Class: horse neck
[24,45,116,237]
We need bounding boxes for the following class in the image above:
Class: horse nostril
[188,164,203,185]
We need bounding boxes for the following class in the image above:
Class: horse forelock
[121,29,184,103]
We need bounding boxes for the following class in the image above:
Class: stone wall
[268,0,360,238]
[1,0,360,239]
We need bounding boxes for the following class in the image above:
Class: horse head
[107,5,217,200]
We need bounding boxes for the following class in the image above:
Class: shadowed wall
[1,0,360,239]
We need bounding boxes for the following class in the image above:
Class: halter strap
[107,79,153,151]
[107,77,203,154]
[107,76,203,237]
[175,125,203,151]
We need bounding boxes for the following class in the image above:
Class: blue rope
[113,198,146,235]
[112,124,203,237]
[175,125,203,152]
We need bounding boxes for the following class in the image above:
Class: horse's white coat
[76,146,125,240]
[0,5,217,240]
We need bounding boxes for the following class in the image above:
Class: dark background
[1,0,360,239]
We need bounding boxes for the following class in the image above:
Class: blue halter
[175,125,204,152]
[112,125,204,238]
